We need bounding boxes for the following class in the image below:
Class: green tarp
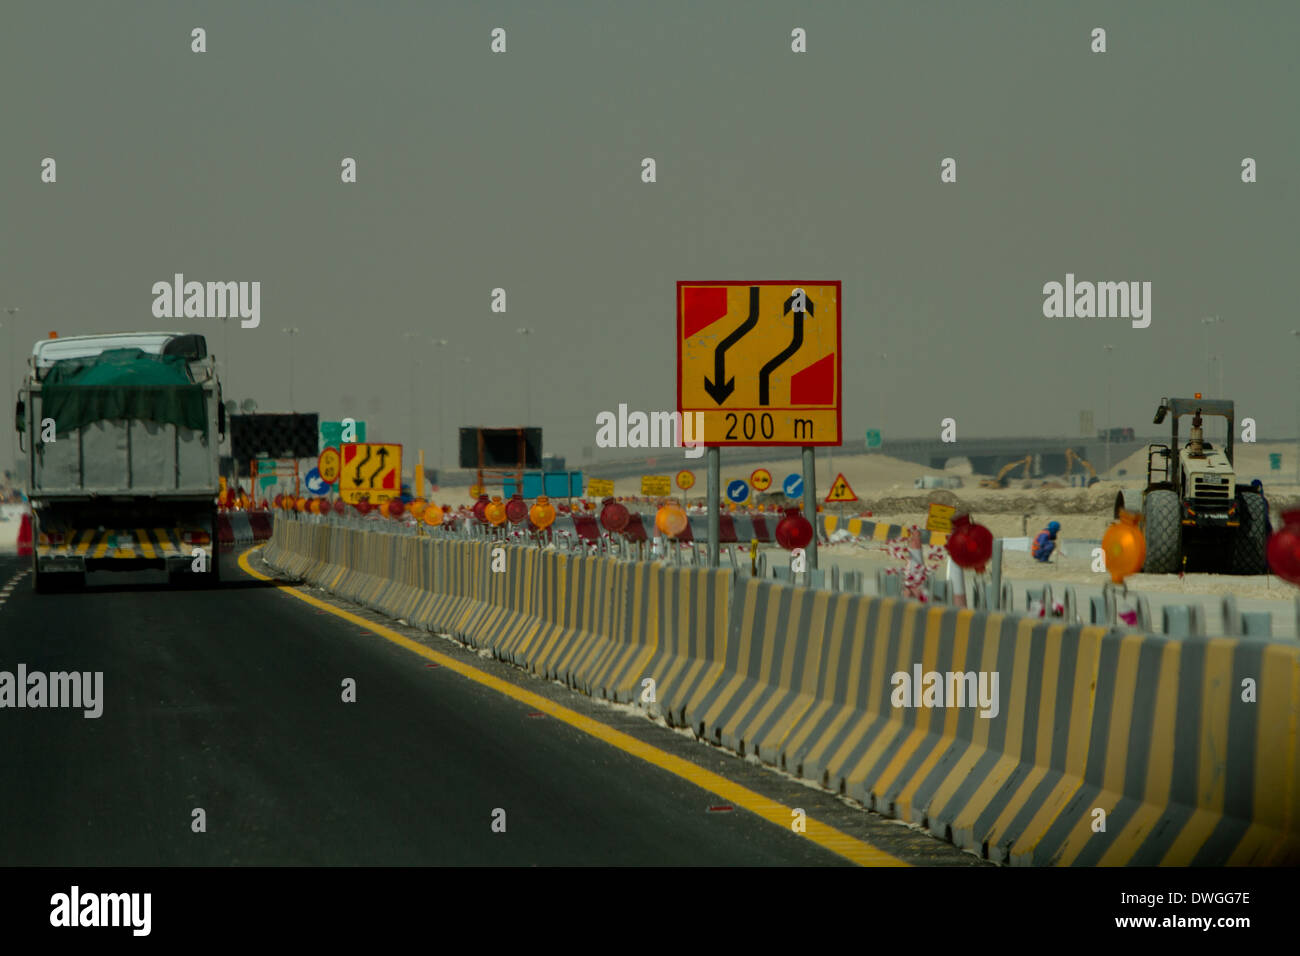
[39,348,207,436]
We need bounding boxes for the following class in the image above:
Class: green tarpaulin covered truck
[15,332,225,591]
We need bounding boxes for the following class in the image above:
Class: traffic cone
[16,512,33,557]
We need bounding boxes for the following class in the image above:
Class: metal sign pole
[802,445,817,570]
[707,447,720,567]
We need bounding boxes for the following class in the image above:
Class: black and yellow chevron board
[36,527,203,559]
[262,516,1300,866]
[822,514,948,547]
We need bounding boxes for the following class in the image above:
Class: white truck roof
[30,332,204,368]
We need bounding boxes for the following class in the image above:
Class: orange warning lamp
[485,495,508,526]
[409,499,427,519]
[529,495,556,530]
[655,502,688,538]
[1194,393,1202,400]
[423,503,444,527]
[1102,509,1146,584]
[48,331,58,339]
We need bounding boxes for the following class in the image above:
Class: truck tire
[1143,489,1181,573]
[1232,491,1268,575]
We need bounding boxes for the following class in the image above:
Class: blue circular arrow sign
[782,473,804,498]
[726,479,750,503]
[304,468,328,496]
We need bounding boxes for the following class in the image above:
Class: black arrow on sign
[758,290,813,406]
[367,447,389,487]
[703,286,760,405]
[352,445,373,484]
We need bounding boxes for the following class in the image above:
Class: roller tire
[1232,492,1267,575]
[1142,489,1182,574]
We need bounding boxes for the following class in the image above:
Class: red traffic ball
[505,494,529,525]
[599,498,630,533]
[774,508,814,551]
[1267,509,1300,586]
[945,513,993,572]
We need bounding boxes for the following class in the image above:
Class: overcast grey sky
[3,1,1297,474]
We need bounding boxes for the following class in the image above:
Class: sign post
[678,281,842,568]
[801,447,817,569]
[707,448,720,568]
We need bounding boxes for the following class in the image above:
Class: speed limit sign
[317,446,341,485]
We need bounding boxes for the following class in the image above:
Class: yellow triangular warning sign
[825,472,857,503]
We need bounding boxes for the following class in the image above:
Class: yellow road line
[237,546,908,867]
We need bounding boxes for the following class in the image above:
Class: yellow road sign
[678,281,841,446]
[641,475,672,497]
[587,478,614,498]
[676,470,695,491]
[318,446,341,485]
[825,472,857,503]
[469,484,485,497]
[339,442,402,505]
[926,502,956,533]
[750,468,772,492]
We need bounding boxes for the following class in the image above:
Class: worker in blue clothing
[1032,520,1061,563]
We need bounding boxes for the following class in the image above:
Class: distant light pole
[218,314,234,396]
[877,352,887,448]
[457,355,472,461]
[429,338,449,466]
[281,327,300,410]
[400,332,422,454]
[516,328,533,423]
[1104,345,1114,473]
[2,307,17,473]
[1202,316,1222,396]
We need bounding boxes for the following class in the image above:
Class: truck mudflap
[36,525,215,571]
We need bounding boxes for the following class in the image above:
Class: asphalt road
[0,549,978,866]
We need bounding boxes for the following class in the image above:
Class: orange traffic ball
[529,495,556,530]
[485,496,508,526]
[656,502,688,538]
[423,503,444,527]
[410,499,427,518]
[1103,509,1146,584]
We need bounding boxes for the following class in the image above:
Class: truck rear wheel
[1143,489,1181,573]
[1232,491,1268,575]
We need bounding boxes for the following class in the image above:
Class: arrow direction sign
[304,468,327,496]
[703,286,759,405]
[352,445,373,484]
[678,281,841,446]
[782,473,804,498]
[726,479,750,503]
[368,447,390,486]
[339,443,403,504]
